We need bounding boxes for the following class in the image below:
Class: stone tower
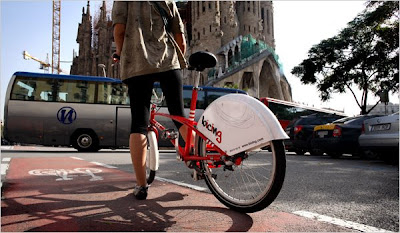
[70,2,92,76]
[259,1,275,48]
[70,1,118,78]
[235,2,275,48]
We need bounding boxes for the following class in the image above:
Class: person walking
[112,1,188,200]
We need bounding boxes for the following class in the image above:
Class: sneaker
[133,185,148,200]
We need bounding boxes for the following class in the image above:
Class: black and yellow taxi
[285,113,344,155]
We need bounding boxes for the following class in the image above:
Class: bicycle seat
[188,51,217,71]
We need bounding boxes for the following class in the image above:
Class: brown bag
[166,32,188,69]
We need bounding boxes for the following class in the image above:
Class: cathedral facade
[70,1,292,101]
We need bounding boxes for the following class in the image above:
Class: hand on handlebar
[112,53,121,63]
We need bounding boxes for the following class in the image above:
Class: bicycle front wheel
[198,139,286,213]
[146,130,159,185]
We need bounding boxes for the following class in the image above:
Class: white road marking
[90,162,117,169]
[293,210,393,232]
[70,156,84,160]
[155,177,208,192]
[73,158,208,192]
[1,164,9,175]
[1,157,11,187]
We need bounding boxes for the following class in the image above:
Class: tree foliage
[291,1,399,114]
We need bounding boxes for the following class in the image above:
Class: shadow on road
[1,162,253,232]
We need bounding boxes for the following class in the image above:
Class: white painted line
[155,177,208,192]
[2,158,11,162]
[90,162,117,169]
[70,157,84,160]
[293,210,393,232]
[1,164,9,176]
[1,146,14,150]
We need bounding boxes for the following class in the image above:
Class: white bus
[4,71,246,151]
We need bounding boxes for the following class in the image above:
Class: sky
[0,1,398,121]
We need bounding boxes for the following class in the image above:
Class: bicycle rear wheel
[198,139,286,213]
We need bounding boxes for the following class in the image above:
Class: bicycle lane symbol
[28,168,103,182]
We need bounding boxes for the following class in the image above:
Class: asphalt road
[1,146,398,232]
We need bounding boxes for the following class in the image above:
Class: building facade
[70,1,292,101]
[367,102,399,115]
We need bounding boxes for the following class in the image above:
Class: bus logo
[57,107,77,124]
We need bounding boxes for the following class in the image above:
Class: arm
[174,32,186,56]
[168,1,186,56]
[113,23,126,58]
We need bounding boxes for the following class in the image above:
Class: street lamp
[98,64,106,77]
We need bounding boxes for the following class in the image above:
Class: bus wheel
[72,130,99,152]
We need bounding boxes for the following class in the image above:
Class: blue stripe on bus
[13,72,120,83]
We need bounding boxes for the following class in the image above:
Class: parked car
[1,138,10,145]
[285,113,345,155]
[311,115,380,158]
[359,112,399,163]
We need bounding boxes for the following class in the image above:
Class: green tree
[223,83,240,90]
[291,1,399,114]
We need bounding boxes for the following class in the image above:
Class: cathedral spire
[101,1,106,21]
[86,1,90,16]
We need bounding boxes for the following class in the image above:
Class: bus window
[152,87,206,109]
[59,79,96,103]
[11,77,58,102]
[111,83,129,105]
[183,89,205,109]
[11,77,35,101]
[268,101,293,121]
[97,82,112,104]
[206,90,228,107]
[293,107,315,118]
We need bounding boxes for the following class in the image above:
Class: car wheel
[353,148,366,158]
[329,152,342,158]
[310,149,323,156]
[380,153,399,165]
[295,149,305,155]
[360,150,378,160]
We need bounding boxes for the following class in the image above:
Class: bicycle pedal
[161,129,178,140]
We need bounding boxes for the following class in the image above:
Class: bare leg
[129,133,147,187]
[179,125,195,146]
[130,125,191,195]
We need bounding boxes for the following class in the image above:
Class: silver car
[359,112,399,163]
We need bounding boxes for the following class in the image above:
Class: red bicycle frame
[148,73,227,163]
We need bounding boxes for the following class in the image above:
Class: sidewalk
[1,157,353,232]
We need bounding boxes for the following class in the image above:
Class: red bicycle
[145,51,288,213]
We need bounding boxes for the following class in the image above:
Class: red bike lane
[1,157,352,232]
